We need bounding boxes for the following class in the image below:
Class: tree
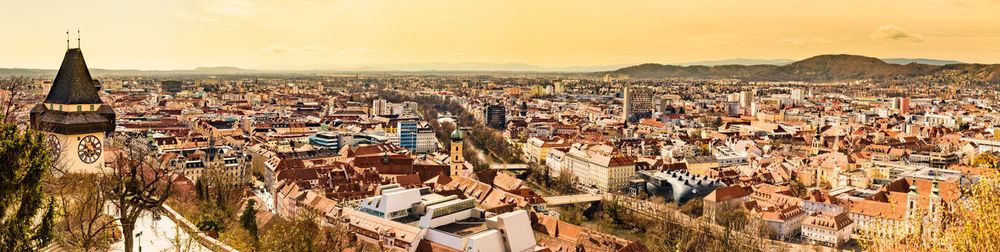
[973,152,998,170]
[862,173,1000,251]
[260,210,351,251]
[943,173,1000,250]
[167,225,197,252]
[789,179,808,199]
[196,213,221,234]
[239,199,259,246]
[0,76,28,124]
[558,204,587,225]
[958,122,971,131]
[103,139,176,252]
[551,168,578,194]
[52,174,118,251]
[679,199,703,218]
[198,163,239,211]
[0,117,56,251]
[700,144,713,156]
[601,199,627,224]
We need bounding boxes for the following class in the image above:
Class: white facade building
[346,185,540,252]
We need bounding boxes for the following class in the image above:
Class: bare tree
[0,76,29,124]
[198,163,240,211]
[102,138,176,252]
[167,225,196,252]
[259,209,351,252]
[51,173,118,251]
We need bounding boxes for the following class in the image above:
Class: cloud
[262,45,292,54]
[870,25,924,42]
[779,37,833,46]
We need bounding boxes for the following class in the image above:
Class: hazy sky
[2,0,1000,70]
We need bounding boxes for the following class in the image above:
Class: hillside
[747,54,939,82]
[604,54,1000,84]
[606,63,776,79]
[882,58,963,65]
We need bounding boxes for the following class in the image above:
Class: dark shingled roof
[29,48,115,135]
[30,104,115,135]
[44,48,103,104]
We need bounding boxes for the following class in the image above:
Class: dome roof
[451,128,464,141]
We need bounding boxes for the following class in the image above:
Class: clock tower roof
[29,48,115,135]
[44,48,103,105]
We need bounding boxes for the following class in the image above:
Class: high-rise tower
[623,86,652,123]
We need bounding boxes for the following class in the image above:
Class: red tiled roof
[803,211,852,231]
[704,185,750,203]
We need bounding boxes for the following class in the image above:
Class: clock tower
[29,48,116,173]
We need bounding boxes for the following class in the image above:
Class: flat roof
[420,193,447,202]
[434,219,488,237]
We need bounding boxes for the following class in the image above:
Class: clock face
[44,134,61,162]
[77,135,102,164]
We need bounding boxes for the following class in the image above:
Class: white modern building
[345,184,540,252]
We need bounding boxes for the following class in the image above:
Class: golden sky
[2,0,999,70]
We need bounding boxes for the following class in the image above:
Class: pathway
[108,210,211,252]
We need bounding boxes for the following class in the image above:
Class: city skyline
[3,1,1000,251]
[3,0,1000,70]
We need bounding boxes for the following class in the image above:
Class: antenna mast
[66,30,69,49]
[77,29,81,49]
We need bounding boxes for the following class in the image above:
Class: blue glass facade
[398,121,418,151]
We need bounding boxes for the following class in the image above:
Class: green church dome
[451,128,464,142]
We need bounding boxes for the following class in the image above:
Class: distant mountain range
[0,66,266,76]
[880,58,963,65]
[660,58,962,67]
[673,58,796,66]
[0,56,989,82]
[603,54,1000,83]
[0,62,632,76]
[254,62,633,72]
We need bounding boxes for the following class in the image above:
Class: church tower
[906,179,920,216]
[449,128,464,177]
[811,125,824,155]
[929,177,942,220]
[30,48,116,173]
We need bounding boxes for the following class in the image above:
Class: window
[77,105,81,111]
[431,199,474,218]
[90,104,95,110]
